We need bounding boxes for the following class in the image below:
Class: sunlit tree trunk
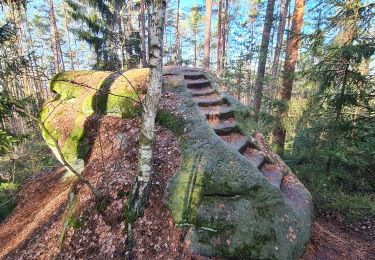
[272,0,305,156]
[63,6,74,70]
[253,0,276,122]
[49,0,64,73]
[221,0,228,70]
[140,0,147,67]
[270,0,291,97]
[217,0,222,71]
[203,0,212,69]
[173,0,180,65]
[129,0,166,217]
[194,28,197,66]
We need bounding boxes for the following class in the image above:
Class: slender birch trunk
[129,0,166,218]
[140,0,147,67]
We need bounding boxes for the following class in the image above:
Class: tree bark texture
[203,0,213,69]
[173,0,180,65]
[270,0,291,95]
[131,0,166,218]
[272,0,305,156]
[217,0,222,71]
[253,0,276,121]
[49,0,64,73]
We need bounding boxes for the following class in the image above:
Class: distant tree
[188,5,203,66]
[203,0,213,69]
[49,0,64,72]
[217,0,222,71]
[253,0,276,121]
[272,0,305,156]
[173,0,180,65]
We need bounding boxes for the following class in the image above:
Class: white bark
[131,0,166,217]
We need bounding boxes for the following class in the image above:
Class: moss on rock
[39,69,150,172]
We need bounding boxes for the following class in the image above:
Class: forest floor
[0,93,374,259]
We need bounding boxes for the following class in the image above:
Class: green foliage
[0,182,18,221]
[156,111,185,136]
[0,136,60,221]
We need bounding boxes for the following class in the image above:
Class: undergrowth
[0,134,60,222]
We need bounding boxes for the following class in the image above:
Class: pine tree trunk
[217,0,222,71]
[221,0,228,70]
[140,0,147,67]
[272,0,305,156]
[49,0,64,73]
[270,0,290,96]
[203,0,213,69]
[253,0,276,122]
[129,0,166,218]
[64,7,74,70]
[173,0,180,65]
[194,29,197,66]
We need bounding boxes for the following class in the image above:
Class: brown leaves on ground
[0,108,186,259]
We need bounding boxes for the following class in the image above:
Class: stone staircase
[183,69,284,189]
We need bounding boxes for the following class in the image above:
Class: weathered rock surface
[39,66,313,259]
[162,66,313,259]
[39,69,149,171]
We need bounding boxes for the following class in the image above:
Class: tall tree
[63,4,74,70]
[203,0,213,69]
[217,0,222,71]
[270,0,291,93]
[129,0,166,217]
[48,0,64,73]
[253,0,276,121]
[272,0,305,155]
[188,6,202,67]
[140,0,147,67]
[173,0,180,65]
[221,0,228,70]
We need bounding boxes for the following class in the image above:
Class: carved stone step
[260,163,283,189]
[219,133,249,153]
[201,105,234,120]
[184,72,206,80]
[186,79,211,89]
[194,94,224,107]
[191,87,215,96]
[243,148,266,168]
[208,118,237,135]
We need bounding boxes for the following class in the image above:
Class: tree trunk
[129,0,166,218]
[140,0,147,67]
[217,0,222,71]
[203,0,213,69]
[49,0,64,73]
[272,0,305,156]
[64,6,74,70]
[221,0,228,70]
[253,0,276,122]
[173,0,180,65]
[194,29,197,66]
[147,4,151,58]
[270,0,291,96]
